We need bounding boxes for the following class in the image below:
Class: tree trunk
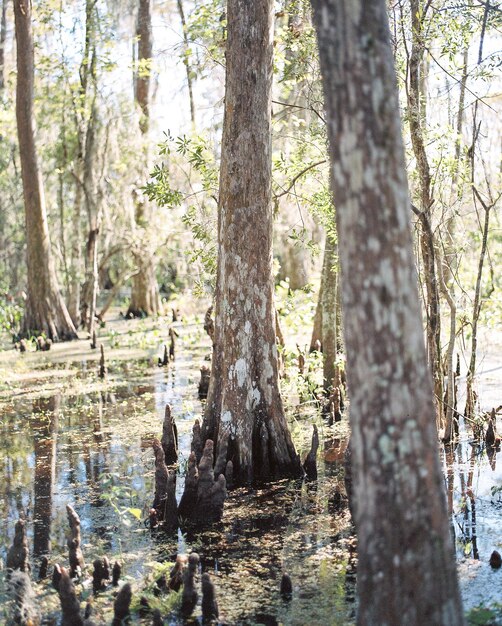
[0,0,6,91]
[309,276,322,352]
[311,1,464,624]
[77,0,102,335]
[135,0,152,133]
[321,237,337,393]
[202,0,301,486]
[14,0,77,341]
[128,258,160,317]
[126,0,160,318]
[408,0,443,428]
[176,0,196,127]
[68,181,83,327]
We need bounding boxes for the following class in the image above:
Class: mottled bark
[14,0,77,341]
[202,0,301,485]
[311,1,464,624]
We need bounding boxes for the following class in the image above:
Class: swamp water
[0,316,500,624]
[0,317,353,625]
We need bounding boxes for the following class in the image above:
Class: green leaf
[127,507,143,520]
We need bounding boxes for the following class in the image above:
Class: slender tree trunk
[81,101,101,337]
[311,1,464,624]
[445,46,468,282]
[321,238,337,392]
[0,0,7,91]
[438,253,457,442]
[464,195,491,422]
[127,0,161,318]
[408,0,443,428]
[202,0,301,486]
[76,0,100,334]
[14,0,77,341]
[309,275,323,352]
[68,181,83,327]
[135,0,152,134]
[176,0,196,127]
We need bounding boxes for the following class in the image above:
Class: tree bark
[321,237,337,392]
[311,1,464,624]
[127,0,161,318]
[135,0,152,133]
[0,0,7,91]
[14,0,77,341]
[202,0,301,486]
[408,0,443,428]
[176,0,196,127]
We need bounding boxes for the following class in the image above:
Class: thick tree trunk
[281,242,310,290]
[311,1,464,624]
[14,0,77,341]
[202,0,301,486]
[128,258,160,317]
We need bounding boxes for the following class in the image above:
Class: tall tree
[202,0,301,485]
[127,0,161,318]
[310,1,464,624]
[0,0,7,91]
[407,0,443,428]
[14,0,77,341]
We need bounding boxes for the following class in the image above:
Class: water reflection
[32,395,59,559]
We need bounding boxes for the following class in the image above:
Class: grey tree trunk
[311,1,464,624]
[14,0,77,341]
[202,0,301,486]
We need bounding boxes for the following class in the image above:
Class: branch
[274,160,327,200]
